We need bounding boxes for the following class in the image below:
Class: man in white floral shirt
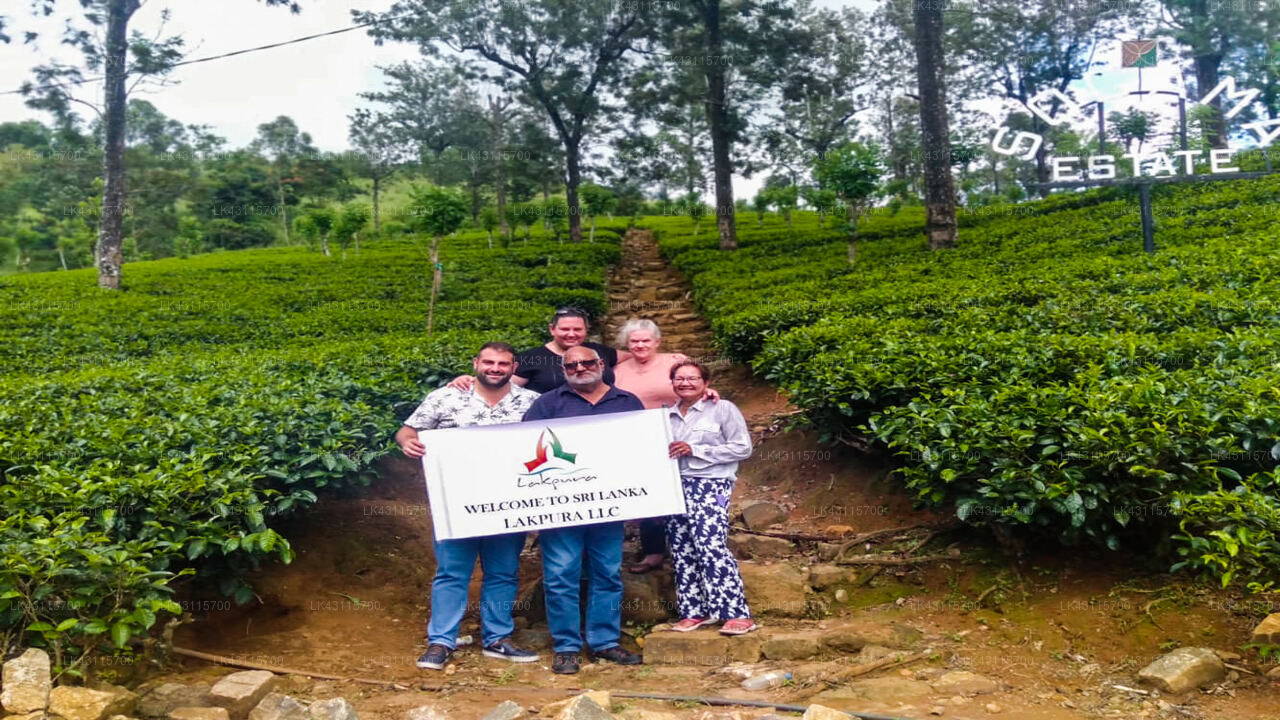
[395,342,540,671]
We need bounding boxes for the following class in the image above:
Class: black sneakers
[591,645,643,665]
[483,637,539,663]
[552,652,581,675]
[416,643,452,670]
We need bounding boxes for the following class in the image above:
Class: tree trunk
[565,142,584,243]
[589,216,596,242]
[702,1,739,251]
[912,0,958,250]
[427,235,442,335]
[277,179,290,243]
[372,176,382,235]
[491,98,510,237]
[58,246,68,271]
[487,230,493,249]
[96,0,140,290]
[1195,52,1228,149]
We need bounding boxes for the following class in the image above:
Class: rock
[807,565,849,590]
[1267,666,1280,681]
[761,631,822,660]
[855,646,903,664]
[308,698,356,720]
[741,503,786,530]
[810,678,932,708]
[985,703,1001,713]
[49,685,138,720]
[642,629,762,665]
[621,572,672,624]
[822,621,922,652]
[816,543,842,561]
[209,672,278,720]
[406,706,448,720]
[929,707,945,716]
[550,695,611,720]
[2,648,52,714]
[170,709,231,720]
[539,692,611,717]
[931,671,998,695]
[138,684,211,719]
[9,712,53,720]
[1138,647,1225,694]
[728,534,796,559]
[834,589,848,603]
[800,706,848,720]
[481,700,525,720]
[740,563,809,617]
[248,694,309,720]
[512,628,554,652]
[822,525,856,536]
[1251,613,1280,644]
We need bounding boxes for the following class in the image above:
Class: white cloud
[0,0,417,150]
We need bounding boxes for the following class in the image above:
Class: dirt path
[163,230,1279,720]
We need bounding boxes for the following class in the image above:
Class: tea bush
[646,179,1280,585]
[0,225,623,669]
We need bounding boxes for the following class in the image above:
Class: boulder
[821,620,922,652]
[248,694,309,720]
[480,700,525,720]
[641,630,762,665]
[138,684,211,719]
[1251,613,1280,644]
[1138,647,1225,694]
[621,572,673,624]
[2,648,52,714]
[550,696,611,720]
[740,563,808,617]
[728,534,796,560]
[808,565,850,590]
[170,709,231,720]
[538,692,610,718]
[616,710,679,720]
[308,698,357,720]
[741,503,786,530]
[761,631,822,661]
[48,685,138,720]
[931,671,998,695]
[208,672,278,720]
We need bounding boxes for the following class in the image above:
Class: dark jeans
[639,517,667,557]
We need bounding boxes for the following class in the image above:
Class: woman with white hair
[613,317,690,574]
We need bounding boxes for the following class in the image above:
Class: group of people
[394,307,757,675]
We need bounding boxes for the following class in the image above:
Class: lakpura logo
[523,428,577,473]
[989,38,1280,180]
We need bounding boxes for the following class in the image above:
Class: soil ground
[162,230,1279,720]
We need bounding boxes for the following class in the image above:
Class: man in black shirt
[448,307,623,394]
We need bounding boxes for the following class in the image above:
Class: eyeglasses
[672,376,703,384]
[554,307,586,317]
[563,359,601,371]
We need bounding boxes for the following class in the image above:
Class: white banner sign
[421,408,686,540]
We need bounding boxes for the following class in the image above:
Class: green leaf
[110,622,131,648]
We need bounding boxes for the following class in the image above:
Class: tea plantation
[0,227,622,667]
[648,178,1280,592]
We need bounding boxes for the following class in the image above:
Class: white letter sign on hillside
[420,408,686,540]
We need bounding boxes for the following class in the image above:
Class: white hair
[616,317,662,348]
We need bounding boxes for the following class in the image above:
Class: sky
[0,0,873,202]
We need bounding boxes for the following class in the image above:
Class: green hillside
[649,178,1280,591]
[0,226,622,663]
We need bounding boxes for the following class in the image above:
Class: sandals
[669,617,717,632]
[720,618,758,635]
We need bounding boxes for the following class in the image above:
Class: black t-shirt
[515,342,618,394]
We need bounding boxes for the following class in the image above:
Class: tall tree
[359,0,651,243]
[913,0,958,249]
[1158,0,1270,147]
[347,109,410,236]
[6,0,302,289]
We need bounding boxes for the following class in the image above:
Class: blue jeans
[427,532,526,648]
[539,521,624,653]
